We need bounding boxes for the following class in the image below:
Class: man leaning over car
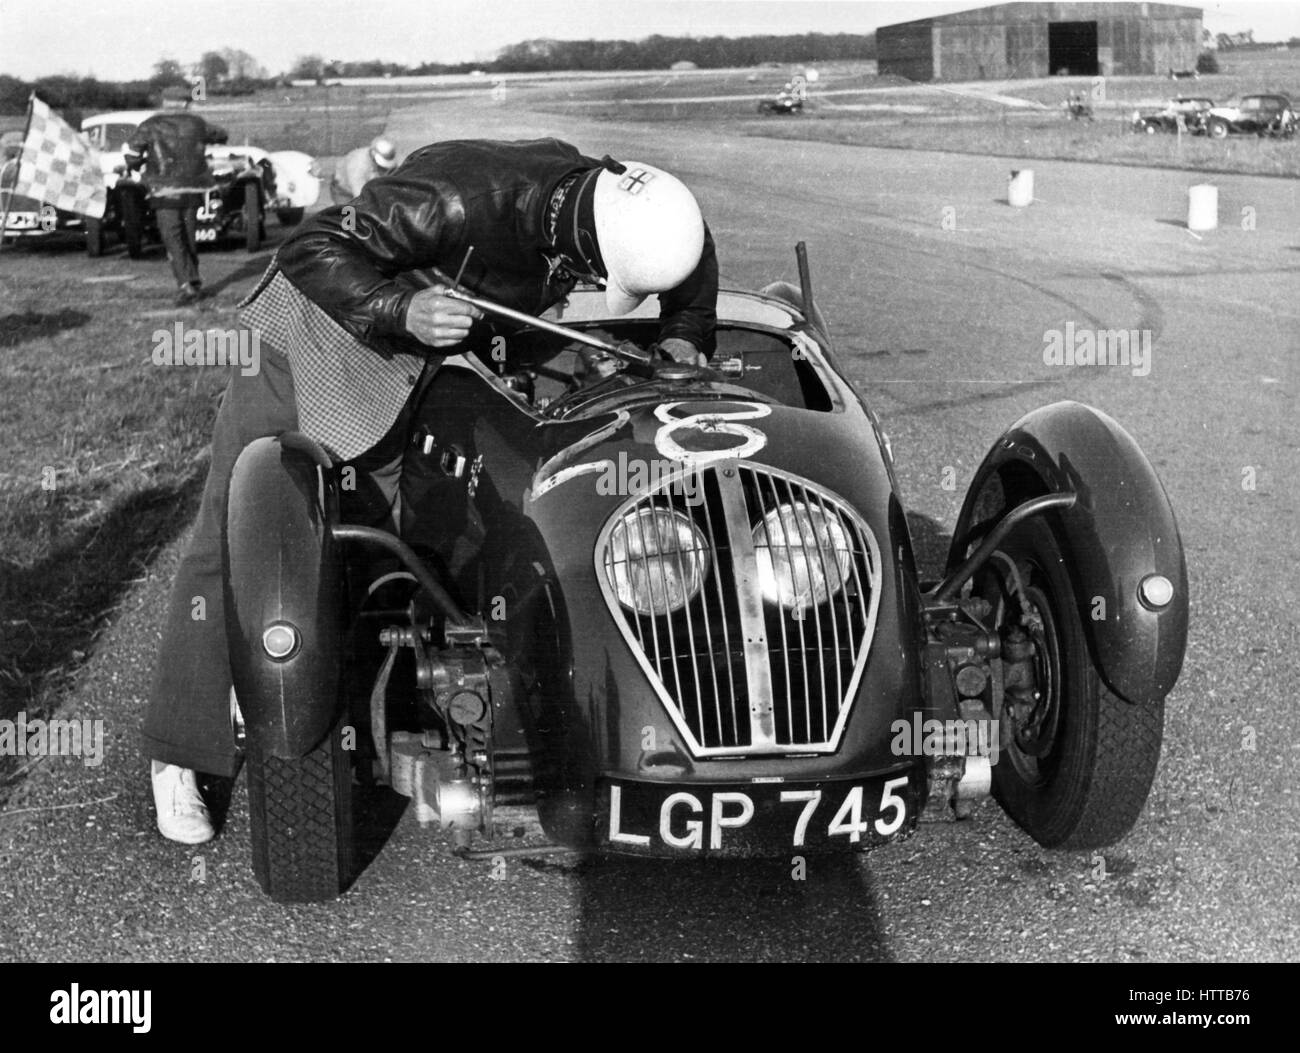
[142,136,719,843]
[126,111,226,305]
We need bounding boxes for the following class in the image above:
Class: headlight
[753,502,851,610]
[606,507,710,617]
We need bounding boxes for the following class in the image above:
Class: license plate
[195,227,217,242]
[600,772,918,855]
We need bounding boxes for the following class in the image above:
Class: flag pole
[0,93,35,253]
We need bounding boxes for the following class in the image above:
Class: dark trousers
[155,205,200,289]
[143,343,419,776]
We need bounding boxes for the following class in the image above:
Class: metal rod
[928,493,1077,604]
[441,286,652,367]
[796,241,815,318]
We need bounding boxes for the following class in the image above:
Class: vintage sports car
[1130,97,1214,135]
[80,110,321,256]
[225,246,1189,902]
[1203,94,1297,139]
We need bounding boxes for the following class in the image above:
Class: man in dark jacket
[143,137,719,843]
[126,112,225,304]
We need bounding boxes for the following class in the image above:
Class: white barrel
[1008,169,1034,207]
[1187,184,1218,231]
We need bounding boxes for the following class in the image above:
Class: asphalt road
[1,93,1297,962]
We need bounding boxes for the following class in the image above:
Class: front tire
[243,182,263,252]
[246,715,355,902]
[119,191,144,259]
[1207,118,1229,139]
[976,517,1164,849]
[85,215,105,256]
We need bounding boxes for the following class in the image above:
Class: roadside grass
[748,112,1300,178]
[0,251,240,797]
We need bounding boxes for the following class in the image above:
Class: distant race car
[758,92,803,116]
[1,129,84,242]
[79,110,321,257]
[1203,94,1297,139]
[1130,97,1214,135]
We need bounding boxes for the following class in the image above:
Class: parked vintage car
[79,110,321,256]
[1204,94,1297,138]
[0,129,85,243]
[225,247,1188,902]
[1131,96,1214,135]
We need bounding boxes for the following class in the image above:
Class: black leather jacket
[275,138,718,360]
[126,113,225,202]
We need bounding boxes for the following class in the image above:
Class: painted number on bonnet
[653,401,771,467]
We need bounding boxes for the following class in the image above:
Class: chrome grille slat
[595,460,882,757]
[697,479,733,745]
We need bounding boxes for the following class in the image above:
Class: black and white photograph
[0,0,1295,993]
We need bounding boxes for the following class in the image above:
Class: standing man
[143,137,718,843]
[126,111,225,305]
[329,135,398,204]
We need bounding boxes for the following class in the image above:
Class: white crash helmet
[593,162,705,315]
[370,137,398,170]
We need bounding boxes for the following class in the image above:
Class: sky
[2,0,1298,81]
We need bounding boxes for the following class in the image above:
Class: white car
[81,110,320,228]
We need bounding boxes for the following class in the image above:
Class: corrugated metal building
[877,3,1203,82]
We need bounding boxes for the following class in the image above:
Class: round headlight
[753,502,852,611]
[606,507,710,617]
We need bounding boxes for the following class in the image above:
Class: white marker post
[1187,184,1218,231]
[1008,169,1034,207]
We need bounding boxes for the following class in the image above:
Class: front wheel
[85,215,105,256]
[243,182,263,252]
[119,191,144,259]
[1207,119,1229,139]
[975,517,1164,849]
[246,715,355,902]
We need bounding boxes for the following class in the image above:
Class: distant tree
[1196,50,1220,74]
[0,74,29,116]
[219,48,266,81]
[150,58,189,90]
[289,54,327,81]
[196,51,230,85]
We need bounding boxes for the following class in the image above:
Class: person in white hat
[144,139,717,843]
[329,136,399,204]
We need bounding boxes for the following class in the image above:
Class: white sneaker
[151,761,214,844]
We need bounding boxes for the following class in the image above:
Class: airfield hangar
[877,2,1203,82]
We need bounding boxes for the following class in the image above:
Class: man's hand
[404,285,482,348]
[658,338,706,367]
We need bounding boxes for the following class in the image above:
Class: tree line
[0,33,877,118]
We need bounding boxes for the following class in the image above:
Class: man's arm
[275,158,465,341]
[656,223,718,358]
[124,123,151,172]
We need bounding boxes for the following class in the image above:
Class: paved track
[1,93,1296,962]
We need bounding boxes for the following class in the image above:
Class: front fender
[949,401,1188,705]
[224,432,343,758]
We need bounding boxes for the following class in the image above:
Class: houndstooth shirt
[239,264,427,461]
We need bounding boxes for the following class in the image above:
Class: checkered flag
[14,95,107,219]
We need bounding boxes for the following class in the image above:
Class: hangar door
[1048,21,1099,76]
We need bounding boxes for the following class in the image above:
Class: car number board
[599,772,918,855]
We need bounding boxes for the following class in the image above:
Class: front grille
[596,461,881,757]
